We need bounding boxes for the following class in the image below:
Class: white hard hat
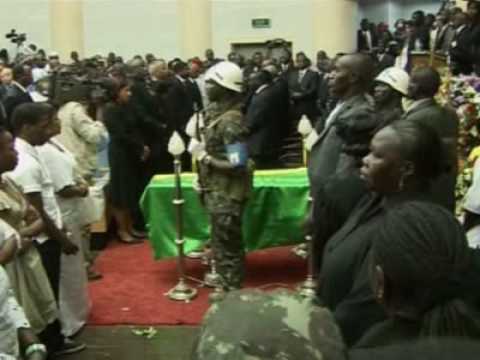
[205,61,243,93]
[375,67,410,96]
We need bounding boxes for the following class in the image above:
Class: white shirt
[305,102,345,151]
[7,138,63,243]
[176,75,186,84]
[464,158,480,215]
[0,220,30,358]
[325,101,345,128]
[32,67,48,83]
[363,30,373,50]
[29,91,49,103]
[255,84,269,95]
[55,101,107,179]
[196,74,209,109]
[405,98,431,115]
[39,140,80,217]
[11,81,27,94]
[456,25,466,36]
[298,69,307,83]
[39,141,77,194]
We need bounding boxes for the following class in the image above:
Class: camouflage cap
[192,289,346,360]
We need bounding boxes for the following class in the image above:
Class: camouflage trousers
[204,192,246,291]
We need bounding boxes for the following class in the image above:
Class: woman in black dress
[317,120,453,345]
[103,79,150,243]
[351,201,480,351]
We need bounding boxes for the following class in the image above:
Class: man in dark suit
[357,19,378,52]
[245,70,282,169]
[165,60,194,135]
[467,0,480,74]
[164,59,194,170]
[408,10,430,51]
[287,52,318,124]
[316,51,332,121]
[243,51,265,80]
[403,67,458,212]
[204,49,222,70]
[130,66,169,178]
[3,64,33,130]
[264,63,291,150]
[307,54,378,276]
[434,10,455,54]
[376,43,396,73]
[279,48,295,78]
[307,53,377,198]
[450,11,473,75]
[186,60,204,112]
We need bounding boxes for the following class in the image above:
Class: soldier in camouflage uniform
[189,61,253,291]
[191,289,346,360]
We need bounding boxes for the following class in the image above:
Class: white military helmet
[375,67,410,96]
[205,61,243,93]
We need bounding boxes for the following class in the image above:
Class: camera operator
[54,76,108,184]
[53,73,108,279]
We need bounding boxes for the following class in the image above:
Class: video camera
[49,67,107,106]
[5,29,27,46]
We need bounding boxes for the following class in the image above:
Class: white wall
[211,0,315,59]
[0,0,51,58]
[0,0,445,61]
[401,0,442,18]
[358,0,389,24]
[83,0,180,60]
[359,0,444,28]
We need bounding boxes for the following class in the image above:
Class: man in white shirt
[8,103,78,298]
[55,100,107,181]
[7,102,85,357]
[357,19,377,52]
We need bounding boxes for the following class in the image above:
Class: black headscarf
[373,201,480,338]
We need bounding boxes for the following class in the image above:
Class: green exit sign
[252,18,271,29]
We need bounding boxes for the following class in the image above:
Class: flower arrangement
[447,75,480,162]
[439,75,480,215]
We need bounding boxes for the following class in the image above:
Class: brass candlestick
[166,133,197,302]
[298,196,317,299]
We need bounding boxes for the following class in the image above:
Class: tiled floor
[66,326,199,360]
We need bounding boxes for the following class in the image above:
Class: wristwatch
[25,343,47,357]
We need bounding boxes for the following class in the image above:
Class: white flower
[185,114,198,138]
[297,115,313,136]
[168,131,185,156]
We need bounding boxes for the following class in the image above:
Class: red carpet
[88,241,307,326]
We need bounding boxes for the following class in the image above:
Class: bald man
[307,53,380,280]
[307,53,378,196]
[403,66,458,212]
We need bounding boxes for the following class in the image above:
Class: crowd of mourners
[2,1,480,360]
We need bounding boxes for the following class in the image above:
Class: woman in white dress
[39,120,90,337]
[0,219,48,360]
[0,127,62,354]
